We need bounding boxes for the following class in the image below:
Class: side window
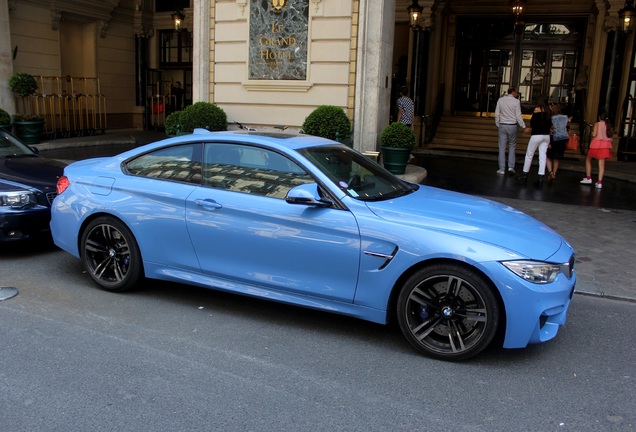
[203,143,313,198]
[125,143,202,184]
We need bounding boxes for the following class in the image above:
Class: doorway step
[417,114,583,161]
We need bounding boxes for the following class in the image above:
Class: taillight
[56,175,70,195]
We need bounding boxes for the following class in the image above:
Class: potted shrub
[0,108,11,132]
[302,105,352,145]
[178,102,227,133]
[380,122,416,175]
[12,113,45,144]
[9,72,38,97]
[165,110,184,136]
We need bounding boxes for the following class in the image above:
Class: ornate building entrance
[453,19,586,116]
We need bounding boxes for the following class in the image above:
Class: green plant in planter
[12,113,45,144]
[0,108,11,126]
[9,72,38,97]
[380,122,416,175]
[13,113,45,122]
[179,102,227,133]
[380,122,416,148]
[165,110,184,136]
[302,105,351,141]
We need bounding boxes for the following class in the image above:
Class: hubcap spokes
[85,224,130,284]
[406,274,488,354]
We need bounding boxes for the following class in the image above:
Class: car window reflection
[203,143,313,199]
[125,143,203,184]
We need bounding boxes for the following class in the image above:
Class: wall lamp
[511,0,527,30]
[171,9,185,32]
[619,0,636,34]
[407,0,424,30]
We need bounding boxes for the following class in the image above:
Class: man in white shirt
[494,87,526,175]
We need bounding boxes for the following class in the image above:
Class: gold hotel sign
[249,0,308,81]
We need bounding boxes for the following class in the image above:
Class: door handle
[195,198,223,210]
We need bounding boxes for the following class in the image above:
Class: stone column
[0,1,15,114]
[354,0,395,153]
[192,0,210,103]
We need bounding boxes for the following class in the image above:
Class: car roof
[156,129,338,152]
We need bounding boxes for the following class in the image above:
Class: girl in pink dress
[580,113,613,189]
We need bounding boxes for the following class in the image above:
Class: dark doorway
[454,19,585,116]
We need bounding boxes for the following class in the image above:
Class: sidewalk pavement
[34,129,636,303]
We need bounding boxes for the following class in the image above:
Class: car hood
[0,156,67,192]
[365,186,562,260]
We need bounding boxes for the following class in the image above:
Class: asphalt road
[1,242,635,432]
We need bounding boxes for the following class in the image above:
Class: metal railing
[14,76,107,139]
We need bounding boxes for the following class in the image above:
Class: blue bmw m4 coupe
[51,129,576,360]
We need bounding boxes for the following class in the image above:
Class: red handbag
[566,134,579,151]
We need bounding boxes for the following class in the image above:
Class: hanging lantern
[407,1,424,30]
[171,9,185,32]
[511,0,527,30]
[619,0,636,34]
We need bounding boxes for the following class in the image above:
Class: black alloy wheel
[81,217,143,292]
[397,264,500,361]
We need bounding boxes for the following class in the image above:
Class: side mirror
[285,183,332,208]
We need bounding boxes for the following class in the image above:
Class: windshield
[0,130,37,158]
[300,145,417,201]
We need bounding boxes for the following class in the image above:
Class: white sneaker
[507,168,516,175]
[580,178,592,185]
[497,169,505,175]
[596,182,603,189]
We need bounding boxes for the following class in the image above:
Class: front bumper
[484,259,576,349]
[0,205,52,241]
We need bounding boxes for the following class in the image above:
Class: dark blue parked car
[0,129,67,242]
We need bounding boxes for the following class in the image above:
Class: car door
[185,142,361,302]
[122,142,203,272]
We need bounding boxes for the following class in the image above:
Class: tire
[80,217,143,292]
[396,264,500,361]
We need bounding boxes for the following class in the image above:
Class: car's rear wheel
[80,217,142,292]
[397,264,500,361]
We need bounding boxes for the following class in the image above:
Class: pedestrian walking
[519,97,551,187]
[580,112,613,189]
[396,86,414,129]
[546,102,569,183]
[494,87,526,175]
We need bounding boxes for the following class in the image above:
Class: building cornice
[12,0,120,35]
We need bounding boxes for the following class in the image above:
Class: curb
[32,133,137,152]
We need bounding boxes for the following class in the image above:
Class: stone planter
[380,146,411,175]
[13,120,45,144]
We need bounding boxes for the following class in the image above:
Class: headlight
[0,191,37,207]
[502,260,563,284]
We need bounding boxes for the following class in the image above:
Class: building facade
[1,0,634,154]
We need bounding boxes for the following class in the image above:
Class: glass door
[519,49,547,110]
[518,49,577,113]
[453,19,583,117]
[454,48,513,116]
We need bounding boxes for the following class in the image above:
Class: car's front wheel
[80,217,142,292]
[397,264,500,361]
